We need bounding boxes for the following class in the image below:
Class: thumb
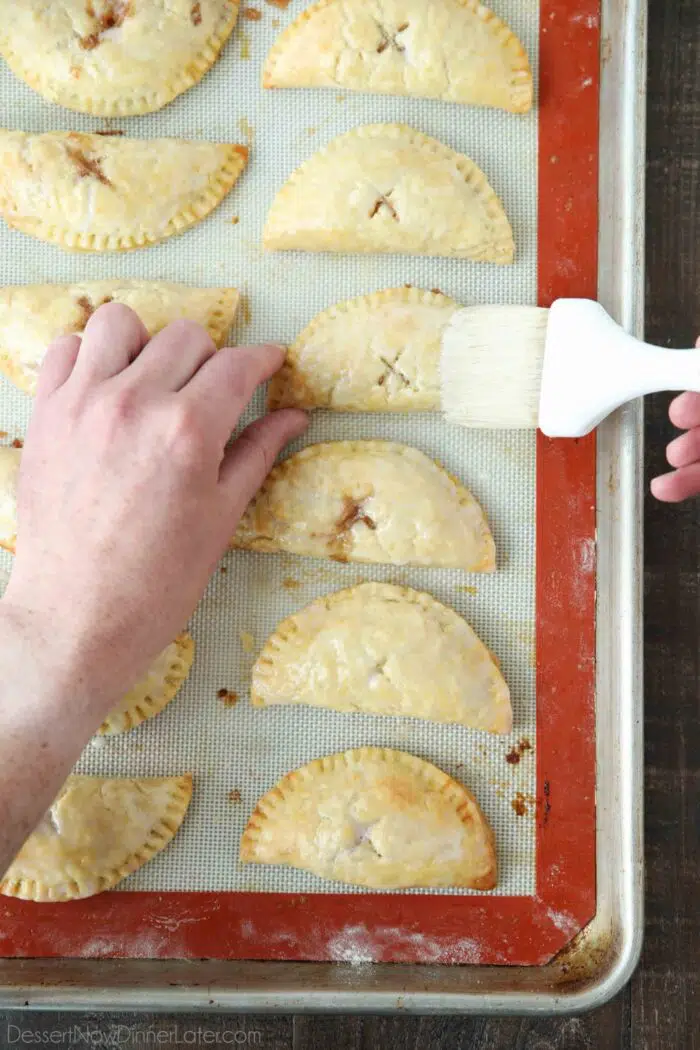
[220,409,308,518]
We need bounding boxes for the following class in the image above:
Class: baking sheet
[0,0,539,899]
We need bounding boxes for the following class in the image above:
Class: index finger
[180,343,286,441]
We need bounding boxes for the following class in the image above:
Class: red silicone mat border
[0,0,600,966]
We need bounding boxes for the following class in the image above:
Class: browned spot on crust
[79,1,132,50]
[243,5,262,18]
[65,139,113,187]
[228,788,242,803]
[369,193,398,221]
[74,294,113,331]
[191,1,203,25]
[218,688,239,707]
[337,498,376,535]
[75,296,95,328]
[431,287,443,295]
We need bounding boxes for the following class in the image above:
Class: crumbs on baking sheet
[230,216,240,225]
[511,792,536,817]
[265,0,291,7]
[240,631,255,653]
[282,576,301,590]
[218,688,239,707]
[11,438,23,449]
[505,738,533,765]
[239,29,251,59]
[228,788,242,803]
[243,5,262,18]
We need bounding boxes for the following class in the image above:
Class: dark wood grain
[0,0,697,1046]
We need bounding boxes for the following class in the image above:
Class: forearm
[0,602,114,874]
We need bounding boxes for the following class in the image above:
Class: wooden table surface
[2,0,698,1046]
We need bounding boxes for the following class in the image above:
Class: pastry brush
[440,299,700,437]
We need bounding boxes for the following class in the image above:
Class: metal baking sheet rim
[0,0,645,1014]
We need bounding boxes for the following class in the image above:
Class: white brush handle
[539,300,700,438]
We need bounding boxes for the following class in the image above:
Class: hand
[2,303,307,712]
[651,339,700,502]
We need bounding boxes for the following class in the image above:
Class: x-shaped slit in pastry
[377,354,411,389]
[375,21,409,54]
[369,189,399,221]
[336,497,376,534]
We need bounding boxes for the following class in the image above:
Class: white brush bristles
[440,306,549,428]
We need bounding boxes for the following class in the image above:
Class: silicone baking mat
[0,0,599,965]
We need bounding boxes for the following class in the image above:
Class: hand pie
[0,1,239,116]
[268,287,459,412]
[100,634,195,735]
[0,282,239,395]
[241,747,497,890]
[263,124,513,263]
[0,131,247,252]
[1,774,193,901]
[264,0,532,114]
[232,440,495,571]
[252,583,512,733]
[0,446,19,554]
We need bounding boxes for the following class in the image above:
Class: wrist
[0,596,121,720]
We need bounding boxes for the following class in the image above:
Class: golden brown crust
[0,131,248,252]
[264,0,532,114]
[241,747,497,890]
[232,440,496,571]
[252,582,512,733]
[99,634,196,735]
[263,124,514,262]
[0,774,193,901]
[0,283,239,395]
[268,286,459,412]
[0,1,240,116]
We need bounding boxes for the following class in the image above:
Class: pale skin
[0,309,697,877]
[0,303,307,875]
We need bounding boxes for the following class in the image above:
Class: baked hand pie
[0,446,19,554]
[252,582,512,733]
[264,0,532,114]
[232,440,495,571]
[0,282,239,395]
[100,634,195,735]
[0,1,239,116]
[0,130,247,252]
[263,124,513,262]
[268,286,459,412]
[241,747,497,890]
[1,774,193,901]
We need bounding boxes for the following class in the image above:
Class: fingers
[36,334,82,398]
[220,409,308,512]
[651,465,700,503]
[183,344,287,439]
[666,426,700,469]
[71,303,149,385]
[668,391,700,430]
[125,319,217,392]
